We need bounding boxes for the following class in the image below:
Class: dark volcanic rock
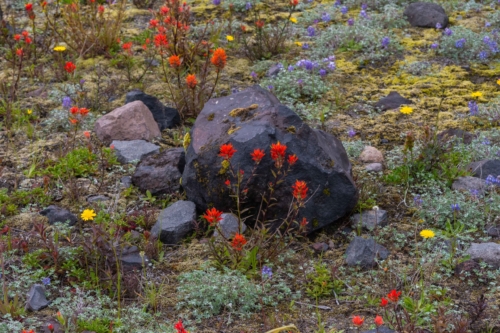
[39,205,77,226]
[345,236,389,268]
[182,85,358,233]
[468,159,500,179]
[375,91,413,111]
[132,148,185,195]
[437,128,474,144]
[151,200,196,244]
[403,2,449,29]
[26,284,49,311]
[111,140,160,164]
[126,90,181,131]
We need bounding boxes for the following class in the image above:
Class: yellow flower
[400,105,413,115]
[420,229,435,239]
[471,91,483,98]
[53,45,66,52]
[497,78,500,85]
[290,17,297,23]
[27,109,32,115]
[294,41,302,47]
[81,209,96,221]
[226,35,234,42]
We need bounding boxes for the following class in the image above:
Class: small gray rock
[362,327,396,333]
[375,91,413,111]
[365,163,383,172]
[39,205,77,226]
[213,213,246,239]
[311,242,329,253]
[151,200,196,244]
[267,64,282,77]
[404,2,449,29]
[120,176,132,188]
[111,140,160,164]
[466,242,500,267]
[451,176,486,194]
[86,195,111,203]
[26,284,49,311]
[486,225,500,238]
[351,209,388,231]
[120,246,148,269]
[345,236,389,268]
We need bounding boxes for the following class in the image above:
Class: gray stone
[365,163,383,172]
[375,91,413,111]
[120,246,148,269]
[351,209,388,231]
[213,213,247,239]
[26,284,49,311]
[451,176,486,194]
[39,205,77,226]
[111,140,160,164]
[404,2,449,29]
[132,148,185,195]
[345,236,389,268]
[86,195,111,203]
[487,225,500,238]
[151,200,197,244]
[267,64,282,77]
[121,176,132,188]
[311,242,329,253]
[467,160,500,180]
[437,128,474,145]
[466,242,500,267]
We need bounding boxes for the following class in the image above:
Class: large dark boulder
[125,90,181,131]
[468,159,500,179]
[132,148,185,195]
[403,2,449,29]
[181,85,358,233]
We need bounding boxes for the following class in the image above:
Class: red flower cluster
[352,316,364,327]
[270,141,287,168]
[174,319,187,333]
[231,233,247,251]
[25,3,33,11]
[387,289,401,302]
[185,74,197,89]
[16,48,24,57]
[68,106,90,125]
[122,42,133,54]
[292,180,308,202]
[154,34,168,48]
[64,61,76,74]
[255,20,265,29]
[211,48,227,70]
[219,143,237,159]
[250,148,265,164]
[14,31,32,45]
[203,207,223,226]
[97,5,105,13]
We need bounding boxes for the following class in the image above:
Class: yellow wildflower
[226,35,234,42]
[53,45,66,52]
[497,78,500,85]
[81,209,96,221]
[290,17,297,23]
[420,229,435,239]
[400,105,413,115]
[294,41,302,47]
[471,91,483,98]
[27,109,32,115]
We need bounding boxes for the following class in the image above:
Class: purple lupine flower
[267,85,273,90]
[486,22,491,27]
[334,0,341,6]
[444,28,453,36]
[359,10,368,19]
[451,203,460,212]
[288,65,294,72]
[413,195,423,207]
[347,128,356,138]
[435,22,442,29]
[62,96,72,109]
[314,19,319,24]
[251,71,257,79]
[304,60,314,70]
[381,36,390,48]
[469,189,480,198]
[484,36,491,43]
[212,0,221,5]
[319,69,327,76]
[307,26,315,37]
[455,38,466,48]
[340,5,348,14]
[245,2,251,10]
[486,175,498,186]
[302,43,309,49]
[479,51,488,60]
[482,138,491,145]
[262,265,273,279]
[431,43,439,49]
[327,55,335,61]
[297,79,303,85]
[468,101,479,115]
[321,12,331,22]
[361,3,367,10]
[347,18,354,26]
[327,61,336,70]
[42,277,51,285]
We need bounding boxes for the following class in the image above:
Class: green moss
[207,113,215,121]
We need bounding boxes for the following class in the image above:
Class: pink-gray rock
[466,242,500,267]
[94,101,161,145]
[125,90,181,131]
[359,146,384,163]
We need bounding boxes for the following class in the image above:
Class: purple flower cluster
[212,0,221,5]
[62,96,72,109]
[468,101,479,115]
[413,195,423,207]
[296,59,318,71]
[302,43,309,49]
[340,6,348,14]
[347,128,356,138]
[435,22,442,29]
[455,38,466,48]
[307,26,315,37]
[359,10,368,19]
[321,12,331,22]
[483,35,499,54]
[486,174,500,186]
[444,28,453,36]
[431,43,439,49]
[245,2,251,10]
[381,36,390,48]
[451,203,460,212]
[347,18,354,26]
[262,265,273,279]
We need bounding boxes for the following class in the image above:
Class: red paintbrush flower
[250,148,265,164]
[203,207,223,226]
[219,143,237,160]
